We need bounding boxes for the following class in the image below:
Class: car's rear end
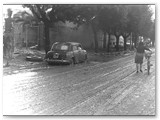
[46,51,71,64]
[46,42,72,64]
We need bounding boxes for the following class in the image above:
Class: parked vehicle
[46,42,87,65]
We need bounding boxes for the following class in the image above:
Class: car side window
[72,46,78,51]
[78,44,83,50]
[78,46,82,50]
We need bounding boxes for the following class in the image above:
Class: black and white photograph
[2,3,156,116]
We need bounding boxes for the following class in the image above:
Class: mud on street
[3,53,155,115]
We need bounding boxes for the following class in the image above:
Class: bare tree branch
[36,5,50,23]
[29,5,43,21]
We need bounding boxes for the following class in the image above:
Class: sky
[3,5,31,18]
[150,5,155,20]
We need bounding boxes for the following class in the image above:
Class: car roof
[54,42,81,46]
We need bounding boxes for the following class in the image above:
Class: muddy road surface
[3,53,155,115]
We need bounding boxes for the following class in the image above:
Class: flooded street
[3,54,155,115]
[2,4,156,117]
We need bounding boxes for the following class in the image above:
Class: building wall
[13,22,39,51]
[13,22,24,50]
[27,26,38,46]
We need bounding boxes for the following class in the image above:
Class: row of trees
[23,4,155,54]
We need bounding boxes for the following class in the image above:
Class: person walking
[135,41,151,73]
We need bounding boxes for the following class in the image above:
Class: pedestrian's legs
[136,63,139,73]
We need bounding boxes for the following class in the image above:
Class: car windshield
[52,43,69,51]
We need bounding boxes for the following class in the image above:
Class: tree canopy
[23,4,155,53]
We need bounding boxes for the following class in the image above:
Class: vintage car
[46,42,87,65]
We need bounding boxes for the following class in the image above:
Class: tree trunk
[93,30,98,53]
[130,37,133,50]
[122,33,130,51]
[103,31,107,49]
[130,33,132,50]
[91,24,98,53]
[132,40,134,49]
[115,35,120,51]
[124,37,127,51]
[107,33,111,52]
[44,23,50,55]
[134,34,138,48]
[131,33,135,49]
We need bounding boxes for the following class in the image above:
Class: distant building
[11,10,44,52]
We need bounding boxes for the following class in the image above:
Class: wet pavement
[3,51,155,115]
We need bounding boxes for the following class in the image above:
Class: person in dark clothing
[135,41,151,73]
